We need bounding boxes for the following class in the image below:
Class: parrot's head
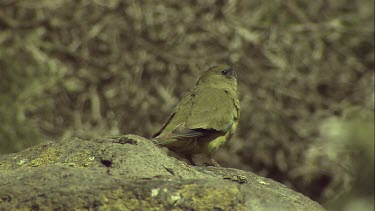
[195,65,238,93]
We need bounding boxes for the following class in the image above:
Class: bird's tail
[151,137,176,146]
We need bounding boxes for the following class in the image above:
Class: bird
[152,65,240,166]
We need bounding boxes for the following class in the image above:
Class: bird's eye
[221,70,228,75]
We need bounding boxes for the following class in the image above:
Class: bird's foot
[209,158,221,167]
[202,158,221,167]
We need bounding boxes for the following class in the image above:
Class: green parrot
[152,65,240,166]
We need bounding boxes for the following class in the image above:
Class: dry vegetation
[0,0,373,208]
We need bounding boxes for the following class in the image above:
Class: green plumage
[152,65,240,164]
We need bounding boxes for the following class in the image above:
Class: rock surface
[0,135,324,210]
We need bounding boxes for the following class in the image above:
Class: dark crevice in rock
[163,165,175,176]
[100,159,112,168]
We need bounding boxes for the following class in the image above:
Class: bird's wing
[153,87,238,141]
[186,87,237,133]
[152,92,195,139]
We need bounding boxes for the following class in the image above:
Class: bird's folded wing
[186,87,237,133]
[152,92,194,139]
[153,88,238,141]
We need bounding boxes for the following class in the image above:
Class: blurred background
[0,0,373,209]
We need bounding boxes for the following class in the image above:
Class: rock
[0,135,324,210]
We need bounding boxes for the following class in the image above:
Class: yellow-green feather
[152,65,239,156]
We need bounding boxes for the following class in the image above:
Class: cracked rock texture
[0,135,323,210]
